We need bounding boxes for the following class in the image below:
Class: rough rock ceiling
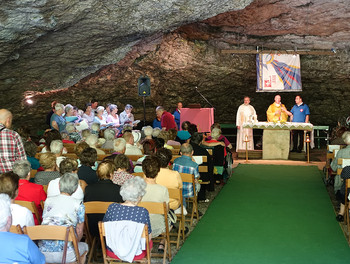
[1,0,350,129]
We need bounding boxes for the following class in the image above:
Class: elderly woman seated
[102,128,116,150]
[103,177,152,261]
[50,103,66,132]
[142,126,153,141]
[86,134,105,155]
[50,140,66,168]
[167,128,181,146]
[94,106,107,129]
[111,154,135,186]
[47,158,84,201]
[141,156,170,252]
[35,152,60,185]
[39,173,88,263]
[66,123,82,143]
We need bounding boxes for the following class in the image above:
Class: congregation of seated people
[0,103,232,263]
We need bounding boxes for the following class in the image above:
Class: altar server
[236,97,256,151]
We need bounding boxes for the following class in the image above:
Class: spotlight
[26,99,34,105]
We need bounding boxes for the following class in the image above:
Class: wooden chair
[97,154,110,161]
[132,172,145,178]
[10,224,23,234]
[207,149,213,155]
[42,185,48,193]
[98,221,151,264]
[180,173,199,226]
[84,201,113,264]
[167,188,185,249]
[138,201,171,263]
[63,153,78,160]
[326,145,341,181]
[23,225,87,264]
[63,143,77,153]
[344,179,350,242]
[14,200,41,224]
[30,169,37,178]
[127,155,144,162]
[171,148,180,155]
[172,145,181,149]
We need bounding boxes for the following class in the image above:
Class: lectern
[180,107,214,132]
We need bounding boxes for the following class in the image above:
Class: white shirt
[47,177,84,202]
[11,203,35,227]
[125,143,142,155]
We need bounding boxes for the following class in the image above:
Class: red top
[161,111,177,131]
[62,139,75,144]
[16,179,47,225]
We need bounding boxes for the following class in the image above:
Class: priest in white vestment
[236,96,256,151]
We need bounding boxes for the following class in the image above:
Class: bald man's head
[0,109,13,128]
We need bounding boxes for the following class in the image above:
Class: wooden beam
[221,49,335,56]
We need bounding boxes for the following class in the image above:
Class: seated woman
[167,128,181,146]
[94,106,107,129]
[84,161,123,237]
[103,177,152,261]
[66,123,82,143]
[203,123,232,150]
[141,156,169,252]
[177,121,191,143]
[39,173,88,263]
[158,131,173,150]
[102,128,116,149]
[35,152,60,185]
[119,104,135,126]
[82,103,95,127]
[41,129,67,154]
[47,158,84,201]
[50,103,66,132]
[86,134,105,155]
[155,148,183,211]
[111,154,134,186]
[77,147,98,184]
[0,172,35,227]
[106,104,121,128]
[134,140,156,173]
[24,141,41,170]
[64,104,78,123]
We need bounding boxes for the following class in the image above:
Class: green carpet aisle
[171,165,350,264]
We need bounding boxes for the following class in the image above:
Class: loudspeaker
[138,76,151,96]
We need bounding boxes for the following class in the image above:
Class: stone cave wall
[18,32,350,133]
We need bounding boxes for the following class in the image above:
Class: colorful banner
[256,54,302,92]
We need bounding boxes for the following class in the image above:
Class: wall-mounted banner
[256,54,302,92]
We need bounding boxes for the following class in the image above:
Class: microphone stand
[195,86,215,109]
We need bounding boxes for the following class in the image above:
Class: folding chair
[23,225,87,264]
[180,173,199,226]
[84,201,113,264]
[14,200,41,224]
[98,221,151,264]
[344,179,350,242]
[167,188,185,248]
[138,201,171,263]
[10,224,23,234]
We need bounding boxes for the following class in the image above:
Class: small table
[243,122,314,160]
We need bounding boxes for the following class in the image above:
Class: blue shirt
[50,113,66,132]
[177,130,191,141]
[290,103,310,122]
[0,232,45,264]
[27,155,41,170]
[152,118,162,129]
[173,156,199,198]
[173,109,181,129]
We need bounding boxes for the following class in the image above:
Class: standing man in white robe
[236,96,256,151]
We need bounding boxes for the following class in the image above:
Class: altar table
[243,122,314,160]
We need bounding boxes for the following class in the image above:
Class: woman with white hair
[106,104,120,127]
[142,126,153,140]
[39,173,88,263]
[102,128,116,149]
[50,103,66,132]
[86,134,105,155]
[103,177,152,259]
[66,123,82,143]
[64,104,78,123]
[94,106,107,128]
[119,104,135,126]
